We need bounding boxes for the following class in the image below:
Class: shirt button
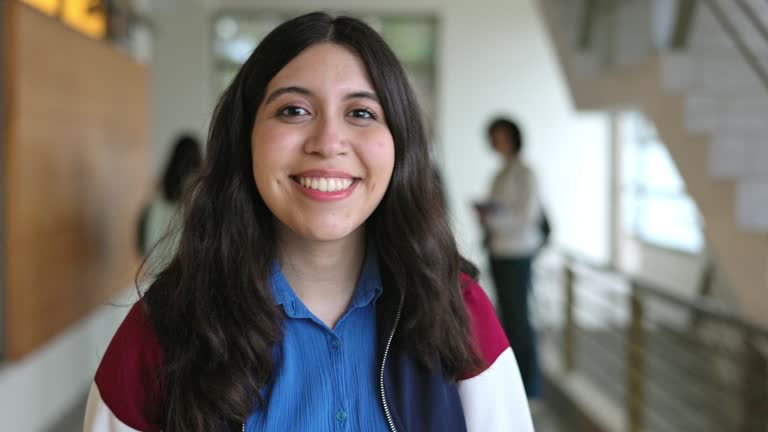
[336,409,347,422]
[330,339,341,349]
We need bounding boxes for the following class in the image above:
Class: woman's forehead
[265,43,376,96]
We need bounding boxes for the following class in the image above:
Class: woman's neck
[276,225,366,329]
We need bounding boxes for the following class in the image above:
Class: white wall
[149,0,213,176]
[150,0,613,288]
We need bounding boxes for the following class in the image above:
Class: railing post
[741,334,768,432]
[626,285,646,432]
[563,263,576,372]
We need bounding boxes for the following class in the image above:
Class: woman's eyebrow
[264,86,313,104]
[264,87,379,104]
[344,91,379,103]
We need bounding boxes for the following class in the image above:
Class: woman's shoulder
[459,273,509,377]
[97,298,165,371]
[86,299,165,431]
[457,274,535,431]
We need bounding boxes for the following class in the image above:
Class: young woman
[137,133,202,268]
[84,12,533,432]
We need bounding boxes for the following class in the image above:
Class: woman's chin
[288,223,363,244]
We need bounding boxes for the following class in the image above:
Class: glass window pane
[638,196,704,253]
[643,142,684,193]
[621,112,704,253]
[380,18,436,65]
[621,130,639,188]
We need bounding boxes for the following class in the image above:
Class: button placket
[328,329,347,430]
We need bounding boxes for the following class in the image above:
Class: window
[621,112,704,253]
[212,12,437,125]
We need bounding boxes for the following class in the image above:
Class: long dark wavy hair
[142,12,480,431]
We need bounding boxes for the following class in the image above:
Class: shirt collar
[270,242,383,319]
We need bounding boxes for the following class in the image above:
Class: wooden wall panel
[4,3,150,359]
[1,0,12,359]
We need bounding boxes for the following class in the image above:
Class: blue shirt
[244,250,390,431]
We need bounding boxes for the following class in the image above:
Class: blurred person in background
[137,134,202,270]
[84,12,533,432]
[474,117,543,399]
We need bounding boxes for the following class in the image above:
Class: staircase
[537,0,768,324]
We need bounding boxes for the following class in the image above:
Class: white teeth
[297,176,354,192]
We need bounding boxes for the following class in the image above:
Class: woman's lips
[290,170,360,201]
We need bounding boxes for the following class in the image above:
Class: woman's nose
[303,115,349,158]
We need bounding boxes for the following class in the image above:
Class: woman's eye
[349,109,376,120]
[279,106,310,117]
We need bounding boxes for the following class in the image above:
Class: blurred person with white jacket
[475,117,543,399]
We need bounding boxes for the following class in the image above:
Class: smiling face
[251,43,395,243]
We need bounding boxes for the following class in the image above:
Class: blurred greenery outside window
[212,12,437,127]
[621,112,705,254]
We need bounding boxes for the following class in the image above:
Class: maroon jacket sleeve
[94,299,165,431]
[460,273,511,380]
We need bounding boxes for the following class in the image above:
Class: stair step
[684,94,768,135]
[549,0,768,234]
[710,133,768,180]
[737,182,768,231]
[710,136,747,179]
[664,55,768,97]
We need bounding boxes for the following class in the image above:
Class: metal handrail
[700,0,768,93]
[552,250,768,431]
[632,278,768,338]
[569,314,741,395]
[572,321,741,430]
[563,252,768,339]
[735,0,768,46]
